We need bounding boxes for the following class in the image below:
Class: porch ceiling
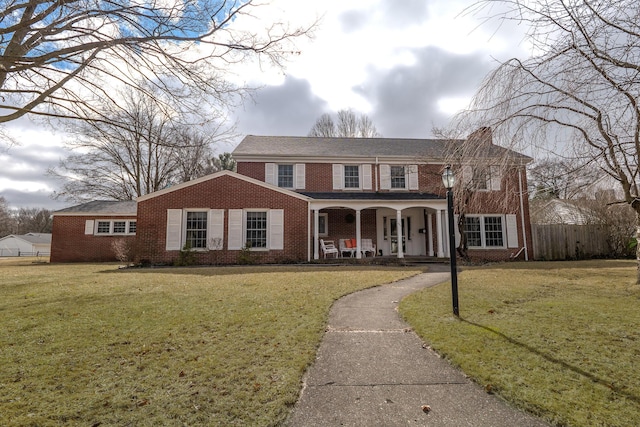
[300,191,442,201]
[302,192,446,211]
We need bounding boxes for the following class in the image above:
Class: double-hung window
[344,165,360,188]
[318,213,328,236]
[246,211,268,248]
[390,166,406,189]
[96,221,111,234]
[463,215,505,248]
[165,209,225,251]
[113,221,126,234]
[266,163,305,189]
[380,164,418,190]
[333,164,372,190]
[472,168,489,190]
[465,165,501,191]
[93,219,137,235]
[278,164,294,188]
[185,211,208,249]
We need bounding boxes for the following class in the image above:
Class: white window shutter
[295,164,306,190]
[454,214,461,248]
[408,165,419,190]
[228,209,243,250]
[332,164,343,190]
[166,209,182,251]
[269,209,284,250]
[208,209,224,250]
[84,220,94,235]
[490,166,502,191]
[265,163,277,186]
[506,214,518,248]
[380,164,391,190]
[361,164,372,190]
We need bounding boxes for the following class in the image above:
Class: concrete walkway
[285,268,550,426]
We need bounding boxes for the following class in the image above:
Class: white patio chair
[320,239,340,259]
[339,239,357,257]
[361,239,376,257]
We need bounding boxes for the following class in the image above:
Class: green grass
[0,259,421,426]
[400,260,640,427]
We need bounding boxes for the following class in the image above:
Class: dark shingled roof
[54,200,137,215]
[299,192,443,201]
[232,135,531,162]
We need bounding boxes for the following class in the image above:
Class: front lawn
[400,260,640,427]
[0,259,421,426]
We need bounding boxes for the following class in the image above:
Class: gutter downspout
[375,156,379,192]
[518,168,529,261]
[307,204,312,262]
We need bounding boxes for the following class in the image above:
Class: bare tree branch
[0,0,316,127]
[459,0,640,280]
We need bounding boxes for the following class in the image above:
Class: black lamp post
[442,165,459,317]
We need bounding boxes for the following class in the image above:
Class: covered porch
[305,193,452,261]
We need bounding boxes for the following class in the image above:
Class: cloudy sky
[0,0,529,209]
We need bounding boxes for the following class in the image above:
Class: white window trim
[228,209,284,251]
[277,164,295,189]
[183,209,210,251]
[464,214,507,249]
[381,164,418,191]
[464,165,501,192]
[318,213,328,237]
[343,164,362,190]
[166,209,225,251]
[267,163,305,189]
[244,209,269,251]
[334,164,373,190]
[93,219,137,236]
[390,165,408,190]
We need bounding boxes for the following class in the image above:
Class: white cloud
[0,0,530,208]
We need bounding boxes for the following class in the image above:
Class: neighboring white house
[529,199,597,225]
[0,233,52,256]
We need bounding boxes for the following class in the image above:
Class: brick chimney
[467,127,493,146]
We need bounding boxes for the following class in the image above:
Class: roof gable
[136,170,311,203]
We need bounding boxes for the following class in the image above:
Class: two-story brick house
[50,129,533,264]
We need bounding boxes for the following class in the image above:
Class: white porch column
[427,213,434,256]
[355,209,362,259]
[436,209,445,258]
[313,209,319,260]
[396,209,404,258]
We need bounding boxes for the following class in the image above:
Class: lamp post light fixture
[442,165,460,317]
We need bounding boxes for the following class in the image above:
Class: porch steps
[314,256,448,267]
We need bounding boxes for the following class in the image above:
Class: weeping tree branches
[460,0,640,204]
[457,0,640,278]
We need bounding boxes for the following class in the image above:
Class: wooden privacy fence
[532,224,611,260]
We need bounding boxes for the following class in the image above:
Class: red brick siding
[462,168,532,261]
[236,162,264,181]
[236,161,448,194]
[136,174,309,265]
[51,215,136,263]
[235,161,532,262]
[313,209,377,254]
